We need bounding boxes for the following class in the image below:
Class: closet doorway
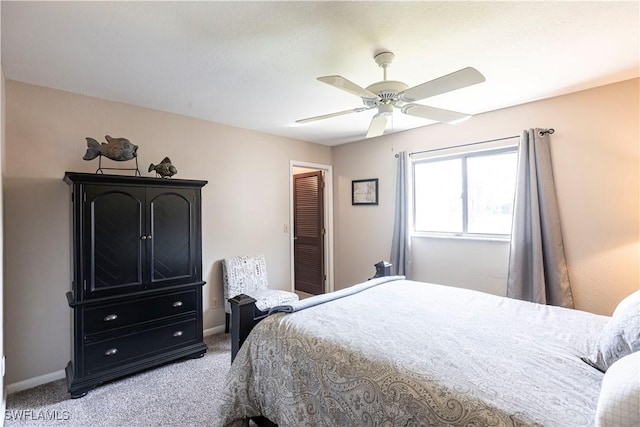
[290,161,334,297]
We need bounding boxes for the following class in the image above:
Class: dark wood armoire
[63,172,207,398]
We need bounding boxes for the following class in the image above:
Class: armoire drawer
[84,318,198,374]
[84,289,196,335]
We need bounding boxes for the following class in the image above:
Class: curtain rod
[394,128,555,158]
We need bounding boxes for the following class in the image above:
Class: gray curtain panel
[390,151,412,277]
[507,129,575,308]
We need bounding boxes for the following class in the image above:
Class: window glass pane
[414,159,463,233]
[467,151,517,234]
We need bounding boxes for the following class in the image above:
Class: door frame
[289,160,334,294]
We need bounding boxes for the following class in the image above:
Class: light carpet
[5,333,232,426]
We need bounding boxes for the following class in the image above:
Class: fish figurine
[148,157,177,178]
[83,135,138,161]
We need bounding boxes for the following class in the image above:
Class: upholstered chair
[222,254,299,333]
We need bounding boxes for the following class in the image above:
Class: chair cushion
[245,289,299,312]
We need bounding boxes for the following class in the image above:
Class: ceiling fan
[296,51,486,138]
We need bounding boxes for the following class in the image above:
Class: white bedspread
[217,279,609,426]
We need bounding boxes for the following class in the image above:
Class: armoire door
[83,185,146,298]
[147,188,198,287]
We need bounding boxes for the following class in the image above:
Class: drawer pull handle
[173,331,183,337]
[172,301,183,307]
[104,348,118,356]
[103,314,118,322]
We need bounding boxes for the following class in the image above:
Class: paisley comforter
[217,278,608,426]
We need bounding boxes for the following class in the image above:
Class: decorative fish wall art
[83,135,138,161]
[149,157,177,178]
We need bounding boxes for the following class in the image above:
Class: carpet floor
[5,333,232,426]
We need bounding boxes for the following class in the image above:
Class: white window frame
[411,145,518,241]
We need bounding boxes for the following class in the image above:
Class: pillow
[582,290,640,372]
[595,351,640,427]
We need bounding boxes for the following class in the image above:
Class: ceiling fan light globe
[378,104,393,114]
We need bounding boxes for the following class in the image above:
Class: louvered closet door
[294,171,324,295]
[84,185,146,298]
[147,188,197,287]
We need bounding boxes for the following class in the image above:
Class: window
[413,147,518,237]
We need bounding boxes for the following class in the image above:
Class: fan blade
[317,75,379,99]
[401,104,471,124]
[399,67,485,103]
[366,113,389,138]
[296,107,372,124]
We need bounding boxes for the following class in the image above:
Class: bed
[217,276,640,427]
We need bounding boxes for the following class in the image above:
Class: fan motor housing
[364,80,409,107]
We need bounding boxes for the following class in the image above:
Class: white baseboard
[7,370,65,395]
[6,326,226,396]
[203,325,225,336]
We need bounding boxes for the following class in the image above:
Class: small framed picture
[352,178,379,205]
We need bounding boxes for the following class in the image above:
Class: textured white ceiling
[2,1,639,146]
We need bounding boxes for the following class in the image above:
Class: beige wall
[333,78,639,317]
[3,77,638,386]
[3,80,331,385]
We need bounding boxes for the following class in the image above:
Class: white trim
[7,370,65,395]
[410,140,519,161]
[289,161,334,294]
[203,325,225,337]
[412,233,511,243]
